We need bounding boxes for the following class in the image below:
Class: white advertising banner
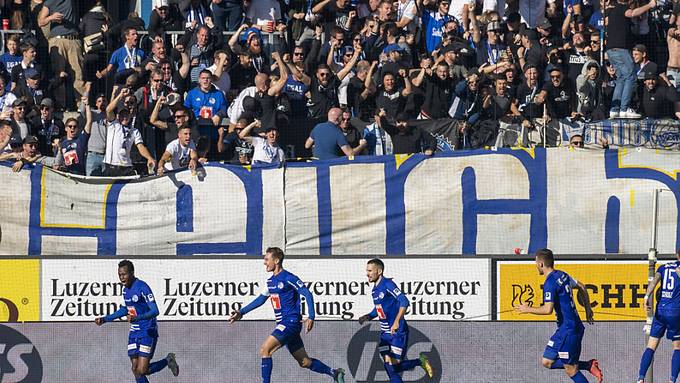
[41,259,491,322]
[2,148,679,255]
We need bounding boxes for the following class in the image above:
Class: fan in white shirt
[238,119,284,165]
[157,125,198,175]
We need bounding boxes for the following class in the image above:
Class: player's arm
[574,279,594,324]
[644,272,662,313]
[229,294,269,323]
[95,305,128,325]
[297,285,317,332]
[359,307,377,324]
[132,301,160,322]
[516,301,554,315]
[386,280,409,333]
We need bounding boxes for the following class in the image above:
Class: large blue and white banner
[0,148,678,255]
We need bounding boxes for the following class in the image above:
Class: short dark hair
[266,247,285,264]
[367,258,385,271]
[123,26,137,37]
[535,249,554,268]
[118,259,134,273]
[199,69,213,78]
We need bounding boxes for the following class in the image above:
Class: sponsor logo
[277,282,284,289]
[0,325,42,382]
[347,324,442,383]
[132,295,138,302]
[499,261,649,321]
[0,261,40,322]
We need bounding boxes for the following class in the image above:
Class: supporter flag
[410,118,461,152]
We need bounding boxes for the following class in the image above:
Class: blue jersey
[123,279,158,334]
[372,277,409,334]
[109,45,146,72]
[264,270,308,323]
[422,11,454,53]
[543,270,583,330]
[657,261,680,312]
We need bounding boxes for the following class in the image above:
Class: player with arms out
[515,249,603,383]
[228,247,346,383]
[637,249,680,383]
[358,258,434,382]
[95,260,179,382]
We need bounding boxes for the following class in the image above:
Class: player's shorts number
[271,294,281,310]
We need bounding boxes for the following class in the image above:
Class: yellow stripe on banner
[394,154,412,170]
[510,147,536,158]
[40,170,112,229]
[630,188,635,208]
[617,149,680,181]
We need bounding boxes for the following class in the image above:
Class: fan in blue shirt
[358,258,434,382]
[637,250,680,383]
[515,249,603,383]
[95,260,179,383]
[229,247,346,383]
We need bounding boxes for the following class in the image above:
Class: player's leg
[639,313,666,382]
[260,335,283,383]
[562,330,599,383]
[134,356,151,382]
[671,339,680,383]
[128,336,150,383]
[385,332,433,378]
[288,335,344,382]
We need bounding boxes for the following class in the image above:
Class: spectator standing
[180,0,212,27]
[0,135,58,172]
[338,108,365,152]
[210,0,243,32]
[412,60,455,119]
[217,118,254,164]
[81,94,108,176]
[9,98,34,141]
[97,27,146,85]
[38,0,85,110]
[421,0,454,54]
[80,2,111,97]
[157,125,198,175]
[639,73,680,119]
[181,23,221,85]
[14,68,46,120]
[30,98,63,157]
[631,44,658,81]
[0,77,17,113]
[10,43,40,92]
[148,0,184,42]
[238,120,285,165]
[375,110,436,154]
[102,88,156,176]
[305,107,354,159]
[58,115,91,175]
[184,68,227,157]
[0,35,22,89]
[666,12,680,89]
[604,0,655,118]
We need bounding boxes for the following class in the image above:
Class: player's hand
[585,308,595,325]
[95,317,104,326]
[305,318,314,333]
[390,322,399,334]
[514,304,531,314]
[358,315,371,325]
[229,310,242,324]
[127,315,137,323]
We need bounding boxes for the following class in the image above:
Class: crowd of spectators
[0,0,679,176]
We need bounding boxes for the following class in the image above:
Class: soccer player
[515,249,603,383]
[228,247,346,383]
[95,260,179,382]
[358,258,434,382]
[637,249,680,383]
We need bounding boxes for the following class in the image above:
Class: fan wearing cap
[101,88,156,177]
[29,98,64,157]
[421,0,456,53]
[631,44,658,82]
[375,109,436,155]
[472,20,509,73]
[228,24,269,75]
[8,98,37,144]
[10,43,40,93]
[0,134,59,172]
[13,67,45,119]
[534,66,578,121]
[148,0,184,42]
[238,119,285,165]
[639,72,680,119]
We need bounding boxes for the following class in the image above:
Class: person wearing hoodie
[576,60,605,120]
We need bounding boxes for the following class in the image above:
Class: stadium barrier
[0,148,679,255]
[0,256,670,382]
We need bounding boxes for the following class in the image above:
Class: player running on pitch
[228,247,346,383]
[95,260,179,383]
[637,249,680,383]
[358,258,434,382]
[515,249,603,383]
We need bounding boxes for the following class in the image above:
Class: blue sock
[261,357,272,383]
[639,347,655,380]
[135,376,149,383]
[570,371,589,382]
[550,360,565,369]
[393,359,420,372]
[147,359,168,375]
[384,362,403,383]
[671,350,680,382]
[577,360,591,370]
[309,358,335,377]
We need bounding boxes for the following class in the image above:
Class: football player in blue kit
[637,249,680,383]
[228,247,346,383]
[358,258,434,382]
[515,249,603,383]
[95,260,179,383]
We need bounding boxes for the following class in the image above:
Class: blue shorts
[128,333,158,359]
[543,327,583,365]
[379,331,408,361]
[271,320,304,353]
[650,310,680,340]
